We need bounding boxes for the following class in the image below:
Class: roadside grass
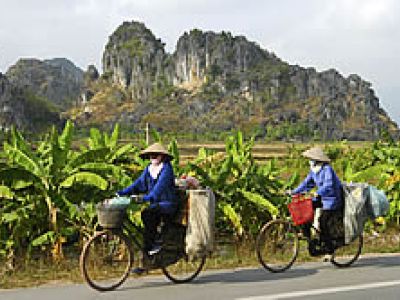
[0,257,82,289]
[1,230,398,289]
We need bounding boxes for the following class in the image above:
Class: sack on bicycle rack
[96,201,127,228]
[343,182,368,244]
[175,188,190,225]
[287,195,314,226]
[185,188,215,256]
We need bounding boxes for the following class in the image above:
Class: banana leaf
[218,201,243,236]
[60,172,108,190]
[0,185,13,199]
[240,190,279,216]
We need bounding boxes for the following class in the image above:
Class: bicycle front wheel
[331,234,363,267]
[162,252,206,283]
[256,219,299,272]
[80,230,133,291]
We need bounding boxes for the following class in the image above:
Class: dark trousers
[319,209,344,250]
[141,206,163,252]
[302,199,344,250]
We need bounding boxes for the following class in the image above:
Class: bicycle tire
[330,234,363,268]
[256,219,299,273]
[80,230,133,291]
[162,253,206,283]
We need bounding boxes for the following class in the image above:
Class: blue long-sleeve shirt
[293,164,343,210]
[117,162,177,215]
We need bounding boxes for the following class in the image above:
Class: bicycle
[256,194,363,273]
[80,195,206,291]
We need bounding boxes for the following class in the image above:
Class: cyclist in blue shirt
[117,143,177,273]
[292,147,344,255]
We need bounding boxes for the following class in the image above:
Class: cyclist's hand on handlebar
[130,194,145,203]
[284,189,293,196]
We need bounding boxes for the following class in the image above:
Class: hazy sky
[0,0,399,124]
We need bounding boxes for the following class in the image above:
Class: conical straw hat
[139,143,173,160]
[302,147,330,163]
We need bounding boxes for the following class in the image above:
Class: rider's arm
[117,167,149,196]
[292,172,315,195]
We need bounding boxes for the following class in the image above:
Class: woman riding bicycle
[117,143,177,273]
[292,146,344,255]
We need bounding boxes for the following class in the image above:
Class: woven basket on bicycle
[96,202,127,229]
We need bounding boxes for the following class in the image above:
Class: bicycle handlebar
[130,194,145,203]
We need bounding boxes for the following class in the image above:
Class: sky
[0,0,399,125]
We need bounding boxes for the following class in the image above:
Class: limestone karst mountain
[1,20,398,140]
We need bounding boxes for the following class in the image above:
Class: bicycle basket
[287,194,314,226]
[96,202,127,228]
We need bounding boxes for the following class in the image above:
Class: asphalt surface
[1,254,399,300]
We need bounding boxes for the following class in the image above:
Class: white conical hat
[302,147,330,163]
[139,143,173,160]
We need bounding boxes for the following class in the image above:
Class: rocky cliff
[0,58,85,132]
[0,73,26,130]
[102,21,173,101]
[0,72,60,132]
[74,21,397,140]
[6,58,84,110]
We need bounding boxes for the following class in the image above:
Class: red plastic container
[287,194,314,226]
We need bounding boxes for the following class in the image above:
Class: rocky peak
[6,58,84,110]
[84,65,99,82]
[45,58,84,83]
[285,65,398,140]
[173,29,277,89]
[0,72,59,132]
[80,65,100,104]
[102,21,172,100]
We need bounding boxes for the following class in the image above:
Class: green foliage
[0,121,139,260]
[22,91,60,132]
[3,121,400,263]
[265,122,311,140]
[120,38,145,57]
[189,28,203,39]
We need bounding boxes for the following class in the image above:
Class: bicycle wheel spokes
[256,219,299,272]
[331,234,363,268]
[162,252,206,283]
[80,230,133,291]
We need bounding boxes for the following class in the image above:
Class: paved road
[1,254,399,300]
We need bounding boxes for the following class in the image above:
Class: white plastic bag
[343,182,368,244]
[367,186,389,218]
[185,188,215,256]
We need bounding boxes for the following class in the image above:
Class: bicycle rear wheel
[330,234,363,267]
[80,230,133,291]
[162,252,206,283]
[256,219,299,272]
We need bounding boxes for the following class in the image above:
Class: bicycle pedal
[148,245,162,256]
[322,254,331,262]
[130,267,148,276]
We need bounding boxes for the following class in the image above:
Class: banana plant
[0,121,131,260]
[186,131,285,238]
